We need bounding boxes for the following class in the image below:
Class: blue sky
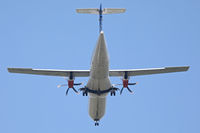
[0,0,199,132]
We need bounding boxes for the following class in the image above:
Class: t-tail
[76,4,126,32]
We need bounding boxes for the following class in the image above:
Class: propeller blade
[120,87,124,95]
[128,82,138,85]
[57,84,68,88]
[112,84,122,86]
[72,87,79,94]
[120,87,134,95]
[66,88,70,95]
[127,87,133,94]
[74,83,83,86]
[113,82,138,86]
[58,83,83,88]
[65,88,79,95]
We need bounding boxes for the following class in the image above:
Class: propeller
[66,87,79,95]
[113,82,138,86]
[114,82,138,95]
[57,82,83,95]
[74,83,83,86]
[57,83,83,88]
[120,87,133,95]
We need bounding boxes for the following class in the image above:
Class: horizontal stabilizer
[103,8,126,14]
[76,8,99,14]
[76,8,126,15]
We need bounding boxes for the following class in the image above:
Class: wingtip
[7,68,12,72]
[165,66,190,72]
[186,66,190,71]
[7,68,33,73]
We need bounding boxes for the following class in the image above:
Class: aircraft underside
[7,4,189,126]
[86,31,111,124]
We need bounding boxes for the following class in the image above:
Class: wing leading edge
[8,66,189,77]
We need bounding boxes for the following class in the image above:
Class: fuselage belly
[86,31,111,121]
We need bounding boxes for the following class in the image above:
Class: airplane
[8,4,189,126]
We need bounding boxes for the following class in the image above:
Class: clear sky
[0,0,199,133]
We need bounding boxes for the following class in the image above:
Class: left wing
[109,66,189,77]
[8,68,90,77]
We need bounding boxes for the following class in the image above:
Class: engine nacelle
[68,79,74,88]
[123,79,129,88]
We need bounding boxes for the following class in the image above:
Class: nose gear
[94,119,100,126]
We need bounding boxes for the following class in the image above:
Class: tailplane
[103,8,126,14]
[76,9,99,14]
[76,8,126,15]
[76,4,126,32]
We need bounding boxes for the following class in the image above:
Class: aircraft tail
[76,4,126,32]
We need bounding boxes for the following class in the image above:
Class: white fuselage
[86,31,112,121]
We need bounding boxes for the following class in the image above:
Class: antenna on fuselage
[76,4,126,32]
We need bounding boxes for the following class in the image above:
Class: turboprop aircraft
[8,4,189,126]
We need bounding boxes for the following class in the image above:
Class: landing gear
[79,87,88,96]
[94,120,99,126]
[110,91,116,96]
[110,87,119,96]
[82,91,88,96]
[95,122,99,126]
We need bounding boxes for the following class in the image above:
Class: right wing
[109,66,189,77]
[8,68,90,77]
